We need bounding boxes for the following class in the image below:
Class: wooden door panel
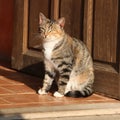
[60,0,83,40]
[12,0,44,77]
[28,0,51,50]
[94,62,120,98]
[93,0,118,63]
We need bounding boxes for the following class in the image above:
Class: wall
[0,0,14,61]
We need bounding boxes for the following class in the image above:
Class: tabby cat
[38,13,94,97]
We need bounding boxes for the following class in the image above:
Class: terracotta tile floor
[0,62,119,109]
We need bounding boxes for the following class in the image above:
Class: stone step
[0,103,120,120]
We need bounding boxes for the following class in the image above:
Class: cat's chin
[38,89,48,95]
[53,91,64,97]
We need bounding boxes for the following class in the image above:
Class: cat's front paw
[53,91,64,97]
[38,89,47,95]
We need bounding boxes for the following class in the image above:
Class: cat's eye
[38,27,44,33]
[48,28,52,33]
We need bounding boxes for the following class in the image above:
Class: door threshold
[1,103,120,119]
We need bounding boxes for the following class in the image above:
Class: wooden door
[12,0,120,99]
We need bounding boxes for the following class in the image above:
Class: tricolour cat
[38,13,94,97]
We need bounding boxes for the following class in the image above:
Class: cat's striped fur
[38,13,94,97]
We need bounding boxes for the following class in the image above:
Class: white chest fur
[43,40,59,60]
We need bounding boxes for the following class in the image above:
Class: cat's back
[72,37,93,69]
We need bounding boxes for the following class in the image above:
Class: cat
[38,12,94,98]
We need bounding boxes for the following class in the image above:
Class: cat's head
[39,13,65,42]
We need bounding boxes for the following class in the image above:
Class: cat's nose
[44,33,48,38]
[44,34,47,38]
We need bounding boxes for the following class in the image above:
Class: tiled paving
[0,62,119,109]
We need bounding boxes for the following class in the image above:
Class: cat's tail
[65,86,94,98]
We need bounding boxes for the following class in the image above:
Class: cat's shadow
[0,62,57,94]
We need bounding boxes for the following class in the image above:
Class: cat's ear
[39,12,47,25]
[57,17,65,28]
